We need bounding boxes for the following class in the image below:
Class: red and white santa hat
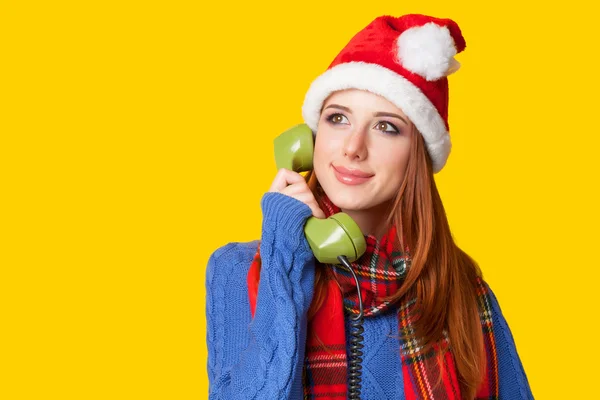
[302,14,466,173]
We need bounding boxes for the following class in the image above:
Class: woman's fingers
[268,168,306,193]
[268,168,326,219]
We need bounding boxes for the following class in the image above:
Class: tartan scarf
[247,193,499,399]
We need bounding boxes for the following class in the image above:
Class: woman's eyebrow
[374,112,408,125]
[324,104,352,113]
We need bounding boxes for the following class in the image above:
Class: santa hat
[301,14,466,173]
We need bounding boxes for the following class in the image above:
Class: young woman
[205,14,533,399]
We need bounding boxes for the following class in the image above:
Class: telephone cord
[337,255,364,400]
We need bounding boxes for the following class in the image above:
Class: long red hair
[306,123,485,399]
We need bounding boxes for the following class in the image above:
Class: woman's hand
[268,168,326,219]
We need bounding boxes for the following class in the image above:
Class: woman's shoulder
[474,275,493,297]
[472,275,502,318]
[472,275,505,313]
[209,240,260,264]
[206,240,260,283]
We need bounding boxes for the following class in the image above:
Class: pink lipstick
[332,165,374,185]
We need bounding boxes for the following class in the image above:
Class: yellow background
[1,0,598,398]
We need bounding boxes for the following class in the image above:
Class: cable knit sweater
[205,192,533,399]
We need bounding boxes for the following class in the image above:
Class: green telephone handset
[274,123,367,264]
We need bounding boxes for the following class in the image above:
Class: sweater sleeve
[486,283,534,399]
[206,192,316,399]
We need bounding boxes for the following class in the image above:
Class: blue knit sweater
[205,192,533,399]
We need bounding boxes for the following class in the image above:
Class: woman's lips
[332,165,374,185]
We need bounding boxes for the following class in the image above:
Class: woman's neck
[341,200,393,241]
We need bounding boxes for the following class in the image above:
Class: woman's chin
[326,192,368,212]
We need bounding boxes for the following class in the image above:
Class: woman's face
[313,89,412,212]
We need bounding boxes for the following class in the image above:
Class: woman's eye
[376,121,400,134]
[327,113,349,124]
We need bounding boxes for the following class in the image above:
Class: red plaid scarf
[247,194,499,399]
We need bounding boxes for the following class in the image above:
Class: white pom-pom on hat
[396,22,458,81]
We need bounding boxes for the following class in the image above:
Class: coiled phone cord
[337,255,364,400]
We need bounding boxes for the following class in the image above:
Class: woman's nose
[342,128,368,161]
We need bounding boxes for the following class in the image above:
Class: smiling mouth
[332,165,374,185]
